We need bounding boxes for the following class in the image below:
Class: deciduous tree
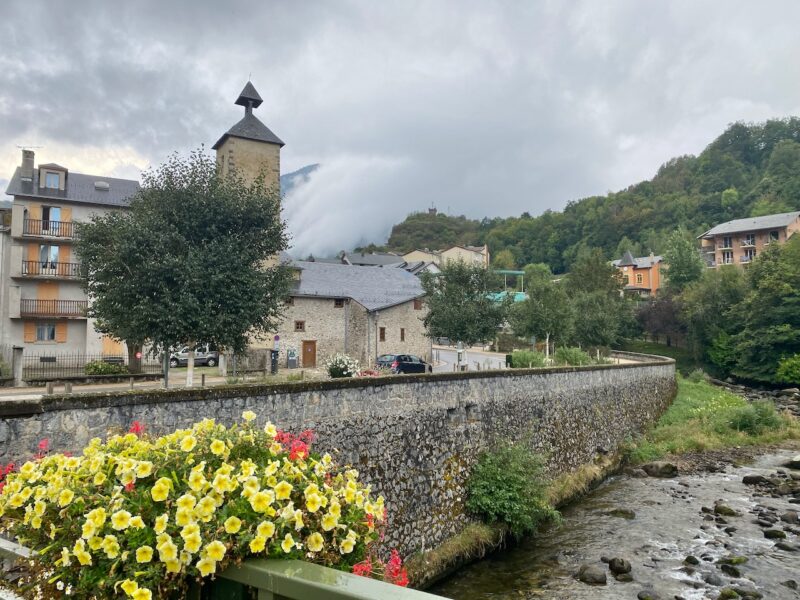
[76,150,291,384]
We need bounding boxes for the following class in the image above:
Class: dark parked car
[379,354,432,374]
[169,344,220,368]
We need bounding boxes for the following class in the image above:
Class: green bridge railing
[0,538,440,600]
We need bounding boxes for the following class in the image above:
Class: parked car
[169,344,219,368]
[386,354,432,374]
[376,354,398,369]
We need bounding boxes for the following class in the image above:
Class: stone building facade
[256,260,430,368]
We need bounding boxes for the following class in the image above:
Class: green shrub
[466,443,560,537]
[721,400,782,436]
[776,354,800,386]
[510,350,546,369]
[687,368,706,383]
[553,347,592,366]
[84,360,129,376]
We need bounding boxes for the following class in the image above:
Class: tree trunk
[127,342,142,374]
[545,333,550,360]
[186,344,195,388]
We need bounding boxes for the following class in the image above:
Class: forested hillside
[379,118,800,272]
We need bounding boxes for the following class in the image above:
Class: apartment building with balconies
[1,150,139,354]
[698,211,800,268]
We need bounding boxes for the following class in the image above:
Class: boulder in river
[606,508,636,520]
[684,555,700,565]
[714,502,741,517]
[742,474,769,485]
[775,541,798,552]
[577,564,607,585]
[637,591,662,600]
[719,564,741,577]
[781,510,798,524]
[641,461,678,478]
[608,557,632,575]
[785,455,800,470]
[763,528,787,539]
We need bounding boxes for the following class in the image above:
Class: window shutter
[27,243,39,262]
[28,205,41,221]
[58,245,69,263]
[60,207,72,223]
[55,322,67,343]
[23,322,36,343]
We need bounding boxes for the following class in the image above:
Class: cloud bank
[1,1,799,255]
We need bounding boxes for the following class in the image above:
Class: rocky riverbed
[430,449,800,600]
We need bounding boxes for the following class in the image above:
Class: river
[430,449,800,600]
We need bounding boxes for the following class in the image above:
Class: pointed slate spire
[619,250,636,266]
[235,81,263,110]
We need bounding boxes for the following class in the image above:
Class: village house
[612,251,664,297]
[261,259,430,368]
[699,211,800,267]
[403,244,490,268]
[1,151,139,354]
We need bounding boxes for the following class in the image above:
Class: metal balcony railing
[19,299,87,317]
[22,219,74,238]
[21,260,81,277]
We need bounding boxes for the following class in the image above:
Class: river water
[430,450,800,600]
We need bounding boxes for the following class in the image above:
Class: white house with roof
[257,259,430,368]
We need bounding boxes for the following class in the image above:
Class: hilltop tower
[212,82,284,190]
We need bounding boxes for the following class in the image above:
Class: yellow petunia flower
[180,435,197,452]
[305,493,322,513]
[209,439,226,456]
[274,480,293,500]
[264,422,277,437]
[188,470,207,493]
[176,493,197,510]
[151,477,171,502]
[224,516,242,534]
[93,472,107,486]
[205,540,226,561]
[184,534,202,554]
[196,557,216,577]
[321,513,339,531]
[256,520,275,538]
[111,510,132,530]
[242,410,256,422]
[132,589,153,600]
[57,489,75,507]
[306,532,324,553]
[136,461,153,478]
[249,535,267,553]
[154,513,169,534]
[136,546,154,563]
[129,515,145,529]
[339,537,355,554]
[164,558,182,573]
[120,579,138,596]
[281,533,297,553]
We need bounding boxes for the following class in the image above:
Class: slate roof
[5,167,140,207]
[344,252,405,266]
[290,260,424,311]
[612,254,663,269]
[212,112,285,149]
[699,211,800,238]
[235,82,263,108]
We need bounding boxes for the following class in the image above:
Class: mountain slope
[381,118,800,272]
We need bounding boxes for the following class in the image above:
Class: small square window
[400,328,405,342]
[36,322,56,342]
[44,173,60,189]
[294,320,305,332]
[413,299,423,310]
[636,273,643,285]
[334,299,344,308]
[379,327,386,342]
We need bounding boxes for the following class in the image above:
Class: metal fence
[20,299,88,317]
[22,260,81,277]
[22,352,163,381]
[23,218,75,238]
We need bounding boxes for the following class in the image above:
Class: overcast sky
[2,1,799,256]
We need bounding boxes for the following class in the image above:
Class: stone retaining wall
[0,354,676,556]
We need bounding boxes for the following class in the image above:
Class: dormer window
[44,172,60,189]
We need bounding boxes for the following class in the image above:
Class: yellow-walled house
[612,251,663,297]
[699,211,800,267]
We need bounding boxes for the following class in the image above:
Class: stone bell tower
[212,81,284,191]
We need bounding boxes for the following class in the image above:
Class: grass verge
[627,376,800,463]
